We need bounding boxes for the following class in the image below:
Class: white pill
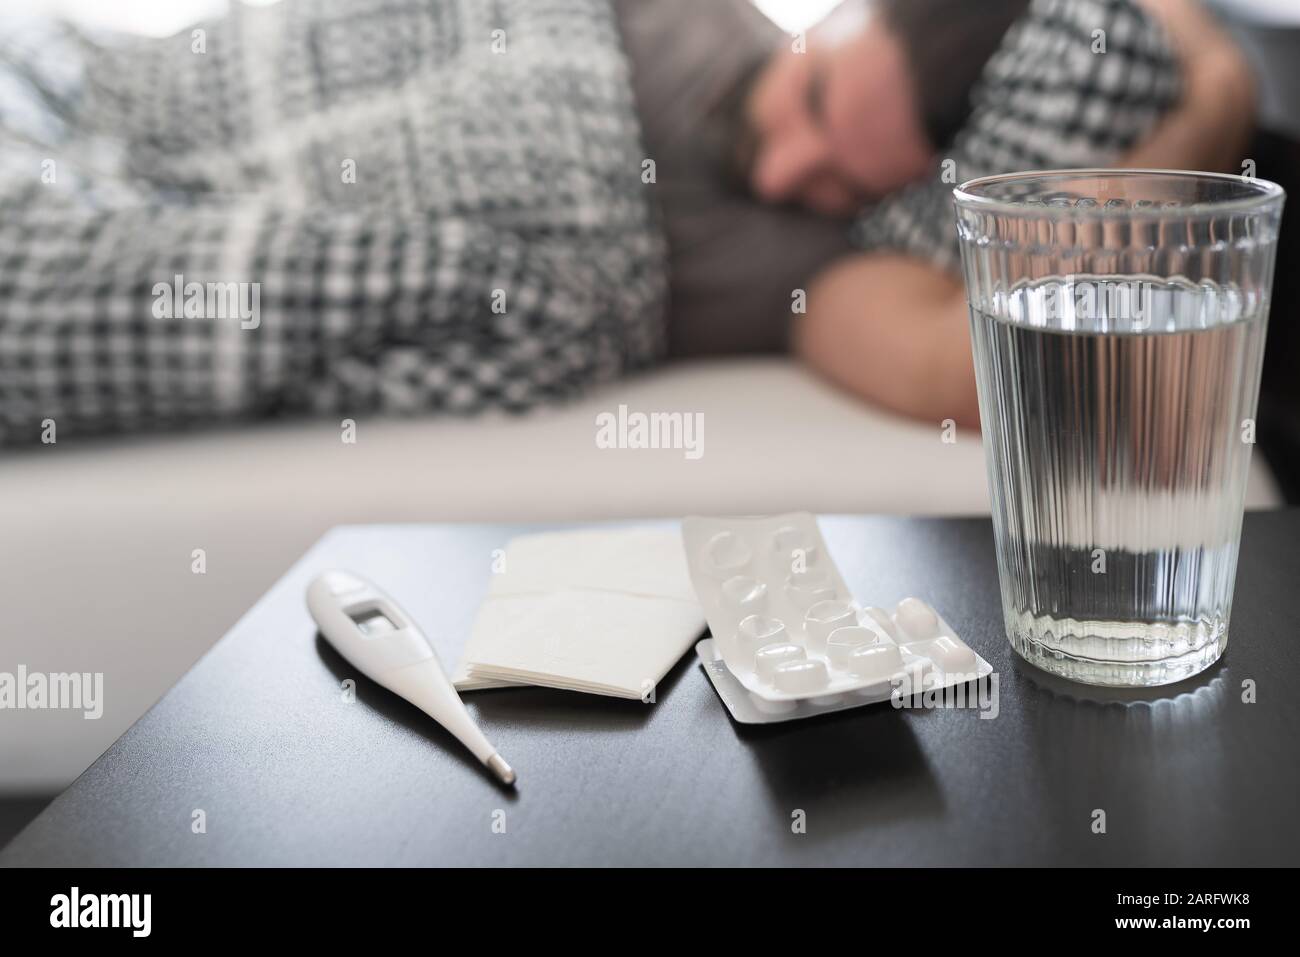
[754,642,806,682]
[825,625,876,667]
[787,585,835,614]
[736,615,786,658]
[803,599,857,653]
[906,636,978,676]
[773,658,830,694]
[846,643,905,683]
[893,597,939,642]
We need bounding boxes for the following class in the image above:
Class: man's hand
[1126,0,1256,171]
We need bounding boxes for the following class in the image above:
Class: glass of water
[953,170,1285,687]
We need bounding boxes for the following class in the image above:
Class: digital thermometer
[306,570,516,786]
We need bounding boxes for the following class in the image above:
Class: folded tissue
[453,525,705,699]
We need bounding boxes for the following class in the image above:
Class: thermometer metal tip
[487,753,516,786]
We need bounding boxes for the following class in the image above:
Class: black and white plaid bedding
[853,0,1182,271]
[0,0,1180,445]
[0,0,666,445]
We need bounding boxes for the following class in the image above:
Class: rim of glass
[953,168,1285,219]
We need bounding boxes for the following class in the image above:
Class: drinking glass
[953,170,1285,686]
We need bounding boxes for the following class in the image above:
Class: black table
[4,513,1298,866]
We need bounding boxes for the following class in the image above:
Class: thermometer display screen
[350,608,398,637]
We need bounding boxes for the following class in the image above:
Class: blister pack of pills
[683,513,992,724]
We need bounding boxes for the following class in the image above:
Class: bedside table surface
[4,512,1298,866]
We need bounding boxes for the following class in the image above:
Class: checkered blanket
[0,0,666,445]
[0,0,1179,445]
[854,0,1182,271]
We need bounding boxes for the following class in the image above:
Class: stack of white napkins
[453,526,705,699]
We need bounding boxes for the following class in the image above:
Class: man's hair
[879,0,1031,149]
[708,53,771,192]
[711,0,1031,190]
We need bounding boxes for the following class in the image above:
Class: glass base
[1007,616,1228,688]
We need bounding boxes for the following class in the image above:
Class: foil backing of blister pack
[683,513,992,723]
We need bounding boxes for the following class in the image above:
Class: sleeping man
[739,0,1255,426]
[0,0,1253,443]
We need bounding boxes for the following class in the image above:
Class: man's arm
[1126,0,1257,171]
[796,0,1254,428]
[797,254,977,427]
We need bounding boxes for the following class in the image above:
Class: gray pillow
[613,0,856,356]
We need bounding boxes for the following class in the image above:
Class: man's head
[742,11,929,215]
[735,0,1030,216]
